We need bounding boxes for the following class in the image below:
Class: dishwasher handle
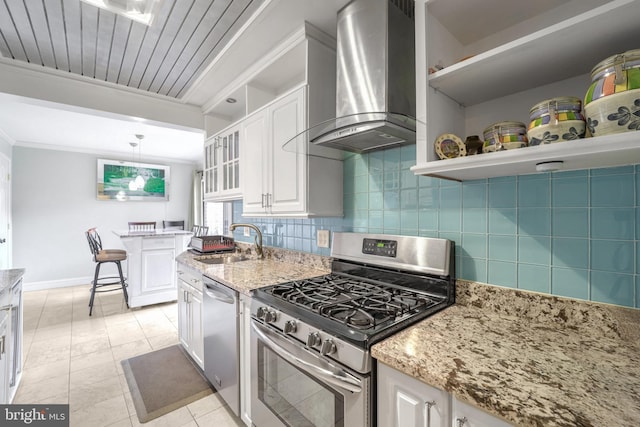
[204,282,235,305]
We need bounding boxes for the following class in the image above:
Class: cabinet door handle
[0,335,5,359]
[261,193,265,208]
[456,417,468,427]
[425,401,435,427]
[267,193,272,208]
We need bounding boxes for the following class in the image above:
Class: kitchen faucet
[229,223,263,258]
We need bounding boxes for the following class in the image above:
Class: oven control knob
[320,339,337,356]
[256,306,268,319]
[264,310,278,323]
[283,320,297,334]
[306,332,322,348]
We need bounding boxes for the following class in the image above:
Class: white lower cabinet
[177,266,204,369]
[0,314,8,404]
[377,363,512,427]
[239,294,252,426]
[120,234,189,308]
[378,362,450,427]
[452,397,513,427]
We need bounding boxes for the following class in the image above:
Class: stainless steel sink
[196,255,250,265]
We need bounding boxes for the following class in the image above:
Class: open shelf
[411,132,640,181]
[413,0,640,181]
[427,0,640,107]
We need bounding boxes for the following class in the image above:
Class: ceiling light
[80,0,159,26]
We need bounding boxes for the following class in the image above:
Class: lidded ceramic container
[527,96,586,145]
[482,121,528,152]
[584,49,640,136]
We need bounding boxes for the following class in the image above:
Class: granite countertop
[372,281,640,427]
[0,268,25,293]
[175,245,331,296]
[114,229,193,238]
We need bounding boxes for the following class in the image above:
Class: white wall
[12,146,195,287]
[0,132,12,158]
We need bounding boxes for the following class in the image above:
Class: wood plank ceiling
[0,0,264,99]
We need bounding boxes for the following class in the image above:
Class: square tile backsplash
[234,145,640,309]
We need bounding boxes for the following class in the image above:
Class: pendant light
[128,134,146,191]
[128,141,139,191]
[134,134,145,189]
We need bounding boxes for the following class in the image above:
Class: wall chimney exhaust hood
[307,0,416,154]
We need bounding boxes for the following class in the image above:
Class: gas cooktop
[262,272,445,330]
[252,232,455,348]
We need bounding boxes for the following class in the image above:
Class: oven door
[251,320,370,427]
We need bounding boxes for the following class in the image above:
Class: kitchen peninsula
[115,229,191,308]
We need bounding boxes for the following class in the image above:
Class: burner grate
[266,274,442,330]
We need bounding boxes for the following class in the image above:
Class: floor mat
[121,345,212,423]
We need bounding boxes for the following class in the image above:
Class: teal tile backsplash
[233,146,640,309]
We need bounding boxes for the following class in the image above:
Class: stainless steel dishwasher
[203,276,240,417]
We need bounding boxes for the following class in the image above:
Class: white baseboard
[24,276,92,292]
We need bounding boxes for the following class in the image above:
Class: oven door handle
[252,320,362,394]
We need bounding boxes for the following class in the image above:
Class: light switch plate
[317,230,330,248]
[244,227,251,237]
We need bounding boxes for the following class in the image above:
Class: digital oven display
[362,238,397,257]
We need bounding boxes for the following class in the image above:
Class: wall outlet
[243,227,251,237]
[317,230,330,248]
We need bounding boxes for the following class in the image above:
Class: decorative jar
[527,96,586,145]
[584,49,640,136]
[482,121,528,152]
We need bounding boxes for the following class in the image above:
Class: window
[204,201,232,236]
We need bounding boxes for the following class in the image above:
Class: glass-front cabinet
[204,124,242,201]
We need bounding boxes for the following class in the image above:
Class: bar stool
[85,228,129,316]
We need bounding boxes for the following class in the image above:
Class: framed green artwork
[97,159,170,201]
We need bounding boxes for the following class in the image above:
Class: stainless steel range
[250,232,455,427]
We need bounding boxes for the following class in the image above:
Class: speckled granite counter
[175,244,331,296]
[372,280,640,426]
[0,268,25,293]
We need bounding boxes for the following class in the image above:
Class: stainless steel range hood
[311,0,416,153]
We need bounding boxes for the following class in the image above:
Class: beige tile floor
[15,284,245,427]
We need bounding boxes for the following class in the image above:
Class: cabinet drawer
[142,237,175,250]
[178,274,203,292]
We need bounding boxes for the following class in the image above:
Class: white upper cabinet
[204,124,242,201]
[215,24,343,218]
[412,0,640,181]
[242,109,269,214]
[242,86,343,218]
[202,23,343,217]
